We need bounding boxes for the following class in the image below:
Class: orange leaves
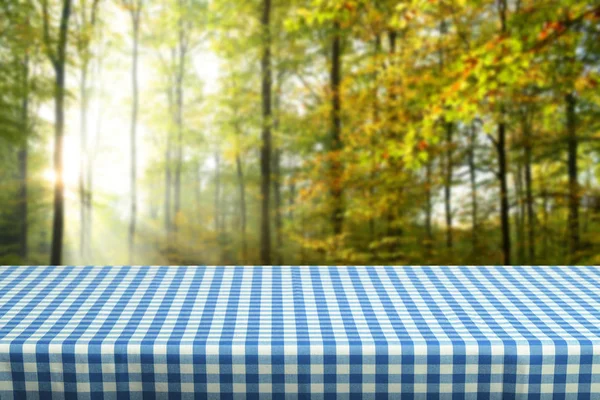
[465,56,478,70]
[342,2,356,13]
[461,56,479,82]
[538,21,566,41]
[403,9,416,22]
[575,74,599,92]
[450,81,462,93]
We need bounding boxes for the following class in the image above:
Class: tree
[495,0,511,266]
[121,0,143,264]
[74,0,101,260]
[41,0,73,266]
[260,0,272,265]
[329,19,343,237]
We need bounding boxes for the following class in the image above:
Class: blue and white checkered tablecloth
[0,266,599,399]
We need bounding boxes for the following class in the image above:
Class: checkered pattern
[0,266,599,398]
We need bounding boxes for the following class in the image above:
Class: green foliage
[1,0,599,265]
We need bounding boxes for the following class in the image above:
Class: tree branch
[41,0,58,67]
[529,5,600,52]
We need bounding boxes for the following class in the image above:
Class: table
[0,266,599,399]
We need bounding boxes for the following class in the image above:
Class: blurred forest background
[1,0,599,266]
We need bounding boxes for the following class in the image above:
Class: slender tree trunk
[79,63,88,259]
[496,0,511,265]
[468,123,478,253]
[289,177,295,221]
[88,0,100,261]
[273,148,282,264]
[173,5,186,233]
[165,133,172,232]
[330,20,343,236]
[214,152,221,233]
[86,25,103,261]
[542,187,549,261]
[49,0,73,266]
[128,12,140,265]
[436,17,452,252]
[75,0,101,260]
[50,67,67,266]
[173,122,183,233]
[273,72,283,265]
[369,35,381,248]
[18,146,28,261]
[300,208,306,265]
[86,157,93,258]
[444,122,453,250]
[164,78,174,234]
[424,156,433,256]
[497,120,511,265]
[195,160,202,225]
[515,161,525,264]
[388,30,396,59]
[235,154,247,264]
[566,92,579,260]
[385,29,401,241]
[583,167,591,234]
[18,56,29,261]
[86,159,93,257]
[260,0,272,264]
[173,112,183,234]
[523,117,535,263]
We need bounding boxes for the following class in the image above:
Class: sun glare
[42,169,56,184]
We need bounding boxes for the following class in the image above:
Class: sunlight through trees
[1,0,599,265]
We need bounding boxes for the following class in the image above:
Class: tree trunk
[515,160,525,264]
[542,187,549,261]
[164,77,175,235]
[50,68,66,266]
[260,0,272,265]
[388,30,396,58]
[173,123,183,233]
[497,120,511,265]
[444,122,453,250]
[76,0,101,261]
[173,5,186,233]
[86,25,104,261]
[583,167,591,234]
[496,0,510,265]
[273,148,282,264]
[79,62,88,260]
[235,154,247,264]
[195,160,202,226]
[523,117,535,263]
[289,177,295,221]
[128,12,140,265]
[273,71,283,265]
[165,131,172,232]
[214,152,221,233]
[330,20,343,236]
[369,35,381,248]
[18,56,29,261]
[86,157,93,258]
[468,123,478,253]
[49,0,73,266]
[424,152,433,255]
[17,146,28,261]
[566,92,579,261]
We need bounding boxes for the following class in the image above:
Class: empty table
[1,266,599,398]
